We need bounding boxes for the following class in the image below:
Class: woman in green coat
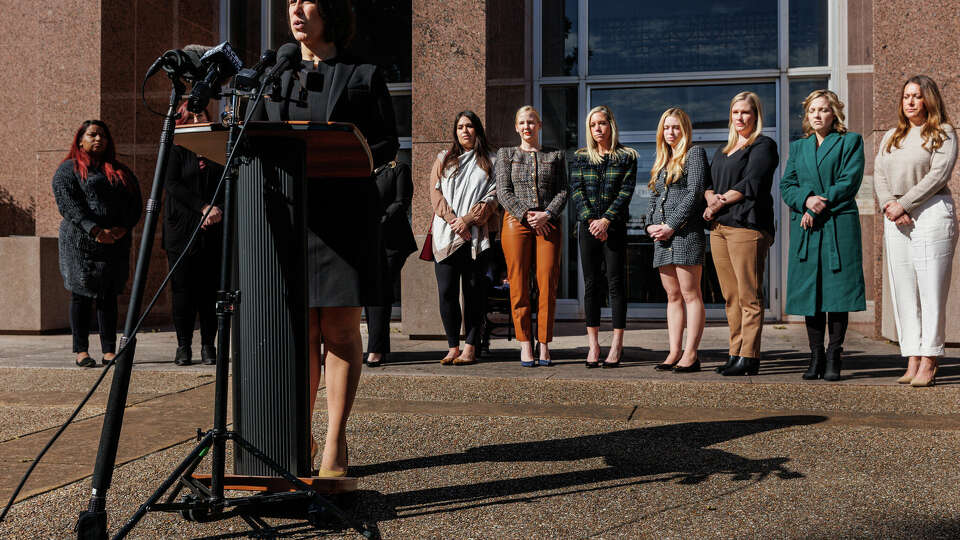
[780,89,865,381]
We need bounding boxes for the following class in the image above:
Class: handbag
[418,224,434,261]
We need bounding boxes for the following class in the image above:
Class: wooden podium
[175,121,372,487]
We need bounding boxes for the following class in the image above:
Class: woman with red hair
[53,120,142,367]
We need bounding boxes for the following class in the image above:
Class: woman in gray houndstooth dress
[645,108,708,373]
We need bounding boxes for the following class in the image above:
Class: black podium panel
[233,137,310,477]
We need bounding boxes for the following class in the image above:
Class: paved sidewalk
[0,323,958,538]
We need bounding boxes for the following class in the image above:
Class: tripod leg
[230,434,373,537]
[111,432,216,540]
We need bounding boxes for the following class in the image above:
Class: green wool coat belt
[780,131,867,316]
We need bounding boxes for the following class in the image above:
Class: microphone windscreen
[183,44,213,55]
[276,43,302,67]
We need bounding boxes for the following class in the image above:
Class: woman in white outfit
[874,75,958,387]
[429,110,498,366]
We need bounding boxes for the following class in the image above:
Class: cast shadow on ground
[349,415,825,522]
[191,415,825,538]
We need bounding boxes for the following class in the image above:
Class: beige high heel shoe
[910,362,938,387]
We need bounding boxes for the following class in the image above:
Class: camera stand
[75,70,377,540]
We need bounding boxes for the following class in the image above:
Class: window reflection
[592,83,777,132]
[542,0,579,76]
[789,0,829,67]
[588,0,778,76]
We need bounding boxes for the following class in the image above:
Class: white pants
[884,194,957,357]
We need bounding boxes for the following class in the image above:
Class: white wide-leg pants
[884,194,957,357]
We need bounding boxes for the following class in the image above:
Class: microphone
[187,42,244,113]
[265,43,302,82]
[264,43,302,102]
[144,45,208,81]
[233,49,277,91]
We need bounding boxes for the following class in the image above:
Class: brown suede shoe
[453,355,477,365]
[440,355,456,366]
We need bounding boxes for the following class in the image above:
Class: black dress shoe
[602,350,623,368]
[201,345,216,365]
[802,348,825,380]
[672,359,701,373]
[654,362,676,371]
[365,353,386,367]
[721,356,759,376]
[715,355,737,373]
[174,346,192,366]
[585,360,600,368]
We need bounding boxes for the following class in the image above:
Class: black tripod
[74,62,376,540]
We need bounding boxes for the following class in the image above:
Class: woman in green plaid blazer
[570,105,637,368]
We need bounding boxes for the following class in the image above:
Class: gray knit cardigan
[52,160,142,298]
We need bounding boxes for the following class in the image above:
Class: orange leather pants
[500,213,562,343]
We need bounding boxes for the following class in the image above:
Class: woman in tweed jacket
[570,105,637,368]
[53,120,141,368]
[645,108,708,373]
[495,105,568,367]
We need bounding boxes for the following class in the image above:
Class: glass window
[592,83,777,132]
[788,78,829,141]
[391,94,412,138]
[542,0,579,76]
[541,86,579,299]
[541,86,579,150]
[588,0,778,76]
[269,0,412,83]
[789,0,829,67]
[230,0,263,67]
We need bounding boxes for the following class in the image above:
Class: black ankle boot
[823,347,842,381]
[715,355,737,373]
[174,345,192,366]
[722,356,759,376]
[201,345,217,365]
[802,348,826,380]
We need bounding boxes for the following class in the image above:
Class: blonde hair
[801,89,847,137]
[514,105,542,125]
[649,108,693,189]
[722,91,764,154]
[885,75,952,153]
[581,105,636,165]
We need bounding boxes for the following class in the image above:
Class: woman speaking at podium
[257,0,398,477]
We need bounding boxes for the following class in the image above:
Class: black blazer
[259,54,399,167]
[374,160,417,258]
[162,145,225,255]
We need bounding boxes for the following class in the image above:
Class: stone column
[402,0,489,336]
[873,1,960,341]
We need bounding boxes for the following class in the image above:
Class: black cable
[0,80,269,524]
[141,71,169,117]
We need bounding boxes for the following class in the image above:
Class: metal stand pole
[76,77,185,540]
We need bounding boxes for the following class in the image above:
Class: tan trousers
[709,223,771,358]
[501,214,561,343]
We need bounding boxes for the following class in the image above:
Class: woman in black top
[703,91,779,376]
[52,120,141,368]
[262,0,399,476]
[162,103,225,366]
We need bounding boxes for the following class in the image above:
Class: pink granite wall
[873,1,960,340]
[0,0,220,329]
[403,0,492,336]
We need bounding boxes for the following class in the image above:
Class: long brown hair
[440,110,494,177]
[649,108,693,189]
[884,75,952,153]
[721,91,764,154]
[63,120,129,186]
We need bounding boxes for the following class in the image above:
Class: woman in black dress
[364,157,416,367]
[52,120,141,367]
[703,91,779,376]
[162,103,225,366]
[263,0,398,476]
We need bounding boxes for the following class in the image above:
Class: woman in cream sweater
[874,75,958,387]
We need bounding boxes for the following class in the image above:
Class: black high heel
[672,358,701,373]
[602,349,622,368]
